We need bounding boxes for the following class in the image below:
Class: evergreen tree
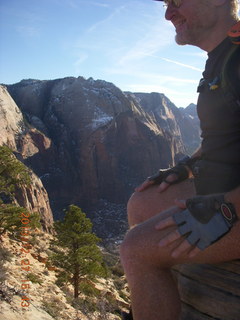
[0,201,40,236]
[0,145,30,197]
[52,205,108,298]
[0,146,40,236]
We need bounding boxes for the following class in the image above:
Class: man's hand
[135,172,178,193]
[135,156,192,193]
[155,195,238,258]
[155,200,201,258]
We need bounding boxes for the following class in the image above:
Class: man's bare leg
[120,180,240,320]
[127,179,195,227]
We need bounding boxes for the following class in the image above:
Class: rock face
[3,77,200,229]
[129,93,201,155]
[14,171,54,232]
[0,86,24,150]
[179,103,201,154]
[0,85,54,232]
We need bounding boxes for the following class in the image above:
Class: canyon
[1,77,200,238]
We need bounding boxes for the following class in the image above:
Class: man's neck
[199,18,239,53]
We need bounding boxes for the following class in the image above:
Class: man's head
[154,0,239,51]
[154,0,181,7]
[155,0,239,16]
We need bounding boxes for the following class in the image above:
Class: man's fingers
[157,173,178,193]
[171,239,201,258]
[189,246,201,258]
[171,239,192,258]
[157,181,171,193]
[174,198,186,209]
[158,229,181,247]
[136,172,180,193]
[155,216,175,230]
[158,231,202,258]
[135,180,153,192]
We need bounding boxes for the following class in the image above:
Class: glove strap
[220,202,238,224]
[186,194,238,225]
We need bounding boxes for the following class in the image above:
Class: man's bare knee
[127,186,176,226]
[127,180,195,227]
[127,191,150,226]
[120,219,178,273]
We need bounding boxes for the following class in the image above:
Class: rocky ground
[0,230,129,320]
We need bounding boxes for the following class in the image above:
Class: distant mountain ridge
[126,92,200,155]
[1,77,200,238]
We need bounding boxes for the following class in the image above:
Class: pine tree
[52,205,108,298]
[0,145,30,197]
[0,146,39,236]
[0,202,40,236]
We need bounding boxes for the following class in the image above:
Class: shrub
[26,273,43,284]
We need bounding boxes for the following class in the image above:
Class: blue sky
[0,0,209,108]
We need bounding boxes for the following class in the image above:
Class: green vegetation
[78,280,101,297]
[51,205,108,298]
[42,297,64,319]
[0,145,31,197]
[0,145,128,317]
[0,145,40,236]
[26,272,43,284]
[0,202,40,236]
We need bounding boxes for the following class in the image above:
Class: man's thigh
[127,179,196,226]
[124,204,240,268]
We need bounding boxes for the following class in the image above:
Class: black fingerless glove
[148,156,195,185]
[173,194,238,250]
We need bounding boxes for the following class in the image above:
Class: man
[120,0,240,319]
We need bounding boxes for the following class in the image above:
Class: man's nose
[165,4,178,21]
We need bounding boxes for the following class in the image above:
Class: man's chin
[175,35,188,45]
